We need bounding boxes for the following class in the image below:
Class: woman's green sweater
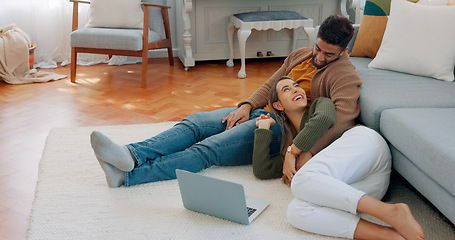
[252,97,336,180]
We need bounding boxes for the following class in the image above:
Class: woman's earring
[280,111,286,121]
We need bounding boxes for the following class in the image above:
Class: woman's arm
[282,98,336,185]
[309,63,362,154]
[252,129,283,180]
[293,97,336,152]
[252,114,283,180]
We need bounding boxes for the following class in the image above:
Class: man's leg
[290,126,391,213]
[287,198,361,238]
[287,198,407,240]
[287,126,392,238]
[355,195,426,240]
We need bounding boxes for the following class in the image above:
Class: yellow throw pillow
[350,15,388,58]
[449,0,455,5]
[349,0,418,58]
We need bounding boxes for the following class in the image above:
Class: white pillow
[368,0,455,82]
[417,0,449,5]
[86,0,144,29]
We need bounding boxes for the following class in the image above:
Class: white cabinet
[176,0,343,70]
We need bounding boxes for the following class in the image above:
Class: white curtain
[0,0,111,69]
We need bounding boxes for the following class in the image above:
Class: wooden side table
[227,11,314,79]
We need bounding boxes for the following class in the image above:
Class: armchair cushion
[71,28,161,51]
[143,0,166,38]
[86,0,144,29]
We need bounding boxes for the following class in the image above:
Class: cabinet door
[192,0,337,61]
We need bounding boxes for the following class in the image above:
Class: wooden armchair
[70,0,174,88]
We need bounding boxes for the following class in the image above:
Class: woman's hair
[268,76,299,160]
[317,15,354,50]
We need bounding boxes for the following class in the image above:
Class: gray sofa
[349,53,455,224]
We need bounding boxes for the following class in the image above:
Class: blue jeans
[124,107,282,186]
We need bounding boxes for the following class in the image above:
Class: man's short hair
[317,15,354,50]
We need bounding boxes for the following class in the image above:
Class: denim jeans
[124,107,282,186]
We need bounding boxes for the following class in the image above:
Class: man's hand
[222,104,252,130]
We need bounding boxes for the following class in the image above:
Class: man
[224,14,361,171]
[90,15,361,187]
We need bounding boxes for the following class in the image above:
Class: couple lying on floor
[90,15,425,240]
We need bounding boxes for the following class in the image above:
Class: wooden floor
[0,57,284,239]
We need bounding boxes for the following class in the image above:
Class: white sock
[97,160,125,187]
[90,131,135,172]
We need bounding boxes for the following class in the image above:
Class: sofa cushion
[349,0,418,58]
[368,0,455,82]
[352,57,455,130]
[380,108,455,197]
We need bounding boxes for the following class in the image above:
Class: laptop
[176,169,270,225]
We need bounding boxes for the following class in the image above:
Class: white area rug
[28,122,455,239]
[27,122,343,239]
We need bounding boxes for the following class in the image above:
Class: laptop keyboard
[247,207,257,217]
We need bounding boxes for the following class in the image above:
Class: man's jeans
[125,107,282,186]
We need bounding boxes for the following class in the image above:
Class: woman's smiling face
[273,78,307,112]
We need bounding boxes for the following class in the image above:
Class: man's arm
[221,103,251,130]
[222,48,313,130]
[237,48,311,111]
[221,58,288,130]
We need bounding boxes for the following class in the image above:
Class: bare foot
[385,203,426,240]
[354,219,405,240]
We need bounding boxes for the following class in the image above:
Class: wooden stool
[227,11,314,79]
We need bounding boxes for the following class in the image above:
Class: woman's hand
[222,104,252,130]
[295,151,313,171]
[255,113,275,129]
[281,151,297,187]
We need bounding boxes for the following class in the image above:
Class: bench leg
[303,27,315,47]
[226,22,236,68]
[292,28,299,51]
[237,28,251,79]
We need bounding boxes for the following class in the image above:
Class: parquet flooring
[0,57,284,239]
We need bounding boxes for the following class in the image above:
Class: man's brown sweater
[238,47,362,154]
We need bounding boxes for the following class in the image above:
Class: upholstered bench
[226,11,314,78]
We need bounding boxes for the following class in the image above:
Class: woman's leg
[287,126,393,238]
[91,108,235,173]
[91,107,237,186]
[127,107,238,166]
[125,109,282,186]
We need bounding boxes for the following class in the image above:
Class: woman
[253,76,425,240]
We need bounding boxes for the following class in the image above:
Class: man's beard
[312,55,339,69]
